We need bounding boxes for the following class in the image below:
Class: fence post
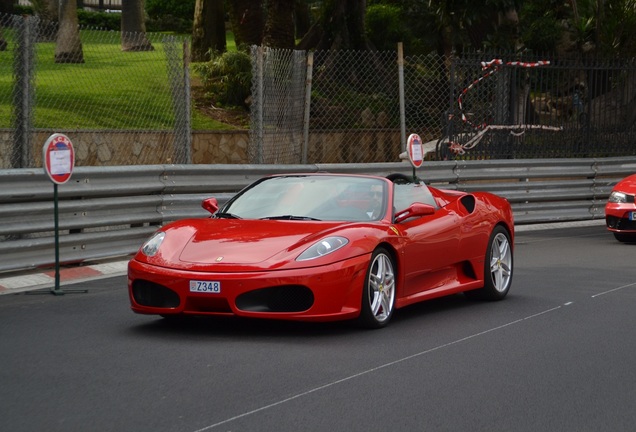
[302,51,313,164]
[183,39,192,164]
[256,46,264,164]
[397,42,406,153]
[12,15,35,169]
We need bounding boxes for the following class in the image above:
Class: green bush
[77,10,121,31]
[194,51,252,108]
[365,4,404,51]
[145,0,194,33]
[522,16,564,52]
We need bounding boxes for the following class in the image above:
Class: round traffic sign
[43,133,75,184]
[406,133,424,168]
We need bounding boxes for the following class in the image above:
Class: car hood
[146,219,363,271]
[180,220,335,264]
[615,174,636,194]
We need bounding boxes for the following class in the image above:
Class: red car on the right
[606,173,636,242]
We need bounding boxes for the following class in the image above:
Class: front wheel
[613,232,636,243]
[356,248,396,329]
[466,226,513,300]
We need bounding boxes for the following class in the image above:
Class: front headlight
[141,232,165,256]
[609,191,627,203]
[297,236,349,261]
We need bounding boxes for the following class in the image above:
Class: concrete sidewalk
[0,220,607,296]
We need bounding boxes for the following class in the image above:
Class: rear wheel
[357,248,396,329]
[466,226,513,300]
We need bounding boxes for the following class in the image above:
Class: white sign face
[411,141,423,161]
[49,149,72,175]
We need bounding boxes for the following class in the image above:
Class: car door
[392,183,461,297]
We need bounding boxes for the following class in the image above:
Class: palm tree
[262,0,295,49]
[0,0,13,51]
[192,0,226,62]
[228,0,264,49]
[297,0,372,50]
[55,0,83,63]
[121,0,154,51]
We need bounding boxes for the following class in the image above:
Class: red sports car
[128,173,514,328]
[605,173,636,242]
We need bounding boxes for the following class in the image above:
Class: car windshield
[220,175,387,222]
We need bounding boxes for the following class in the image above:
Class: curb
[0,261,129,295]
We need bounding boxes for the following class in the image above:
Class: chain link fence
[0,12,189,169]
[250,49,636,163]
[3,9,636,169]
[437,53,636,160]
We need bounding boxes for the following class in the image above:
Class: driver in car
[367,184,384,219]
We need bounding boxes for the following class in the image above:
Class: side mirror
[394,202,435,223]
[202,197,219,215]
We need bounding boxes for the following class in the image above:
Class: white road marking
[191,306,563,432]
[592,281,636,298]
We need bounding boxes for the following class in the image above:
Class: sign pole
[52,183,63,295]
[38,133,87,295]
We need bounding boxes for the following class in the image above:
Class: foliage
[365,4,403,51]
[365,0,437,54]
[145,0,194,33]
[145,0,195,20]
[521,13,564,53]
[77,10,121,31]
[193,50,252,108]
[598,0,636,57]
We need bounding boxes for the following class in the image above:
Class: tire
[613,232,636,243]
[357,248,397,329]
[466,226,513,301]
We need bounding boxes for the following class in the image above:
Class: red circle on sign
[43,133,75,184]
[406,133,423,168]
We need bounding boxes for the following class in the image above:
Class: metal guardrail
[1,157,634,273]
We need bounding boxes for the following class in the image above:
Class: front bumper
[605,202,636,232]
[128,255,370,322]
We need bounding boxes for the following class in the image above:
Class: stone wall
[0,129,404,168]
[0,130,250,168]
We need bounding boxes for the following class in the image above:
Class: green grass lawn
[0,29,242,131]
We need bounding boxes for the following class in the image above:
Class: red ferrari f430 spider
[128,173,514,328]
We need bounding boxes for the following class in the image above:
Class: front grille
[236,285,314,313]
[132,280,180,308]
[606,216,636,231]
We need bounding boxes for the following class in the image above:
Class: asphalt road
[1,225,635,432]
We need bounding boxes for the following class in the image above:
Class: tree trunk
[55,0,84,63]
[0,0,12,50]
[192,0,226,62]
[297,0,372,51]
[228,0,264,49]
[262,0,294,49]
[121,0,154,51]
[294,0,311,40]
[294,0,311,39]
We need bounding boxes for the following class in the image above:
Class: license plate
[189,280,221,293]
[630,212,636,221]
